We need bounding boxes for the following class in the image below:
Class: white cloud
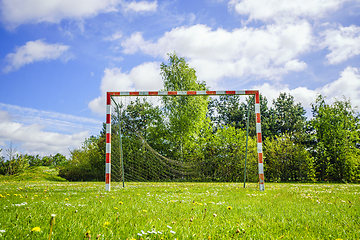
[89,61,162,115]
[228,0,350,23]
[0,0,121,29]
[123,0,157,13]
[0,0,157,29]
[121,23,312,85]
[321,25,360,64]
[253,66,360,110]
[103,31,123,41]
[3,39,72,73]
[0,110,90,157]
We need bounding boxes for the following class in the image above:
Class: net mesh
[110,95,259,183]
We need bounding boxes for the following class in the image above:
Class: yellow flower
[31,227,41,232]
[208,236,211,240]
[111,196,115,199]
[65,198,69,201]
[119,201,123,205]
[227,206,233,210]
[143,210,148,213]
[114,207,118,210]
[103,222,110,227]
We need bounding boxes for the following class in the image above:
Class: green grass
[0,181,359,239]
[0,166,66,182]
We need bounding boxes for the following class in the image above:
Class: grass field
[0,171,359,239]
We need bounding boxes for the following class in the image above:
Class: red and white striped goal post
[105,90,265,191]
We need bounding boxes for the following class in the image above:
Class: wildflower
[103,222,110,227]
[208,236,211,239]
[119,201,123,205]
[143,210,148,213]
[167,225,172,229]
[0,194,4,198]
[85,230,91,239]
[227,206,233,210]
[31,227,41,232]
[65,198,69,201]
[213,213,217,217]
[170,230,176,234]
[114,207,118,210]
[111,196,115,199]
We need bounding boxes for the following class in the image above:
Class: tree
[210,94,276,139]
[160,53,209,161]
[264,133,315,182]
[272,92,307,137]
[311,95,360,182]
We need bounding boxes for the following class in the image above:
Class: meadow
[0,177,359,239]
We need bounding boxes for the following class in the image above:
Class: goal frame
[105,90,264,191]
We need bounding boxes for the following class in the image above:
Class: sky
[0,0,360,158]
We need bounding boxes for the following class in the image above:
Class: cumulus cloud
[321,24,360,65]
[228,0,349,23]
[122,0,157,13]
[121,23,312,84]
[0,0,120,29]
[0,0,157,29]
[89,61,162,115]
[0,110,90,157]
[253,66,360,110]
[3,39,72,73]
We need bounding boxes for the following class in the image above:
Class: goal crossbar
[105,90,264,191]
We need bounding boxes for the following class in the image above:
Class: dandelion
[65,198,69,201]
[85,230,91,240]
[227,206,233,210]
[31,227,41,232]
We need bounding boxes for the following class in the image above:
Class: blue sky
[0,0,360,157]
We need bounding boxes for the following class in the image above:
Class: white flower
[167,225,172,229]
[137,233,142,236]
[51,214,56,217]
[0,230,5,233]
[170,230,176,234]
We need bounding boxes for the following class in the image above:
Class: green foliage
[202,126,258,182]
[59,136,104,181]
[264,133,315,182]
[0,154,29,176]
[160,53,209,160]
[311,95,360,182]
[272,92,307,136]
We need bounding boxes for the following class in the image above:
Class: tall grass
[0,181,359,239]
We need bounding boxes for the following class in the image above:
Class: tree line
[1,53,359,183]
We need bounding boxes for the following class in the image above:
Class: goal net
[105,91,264,191]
